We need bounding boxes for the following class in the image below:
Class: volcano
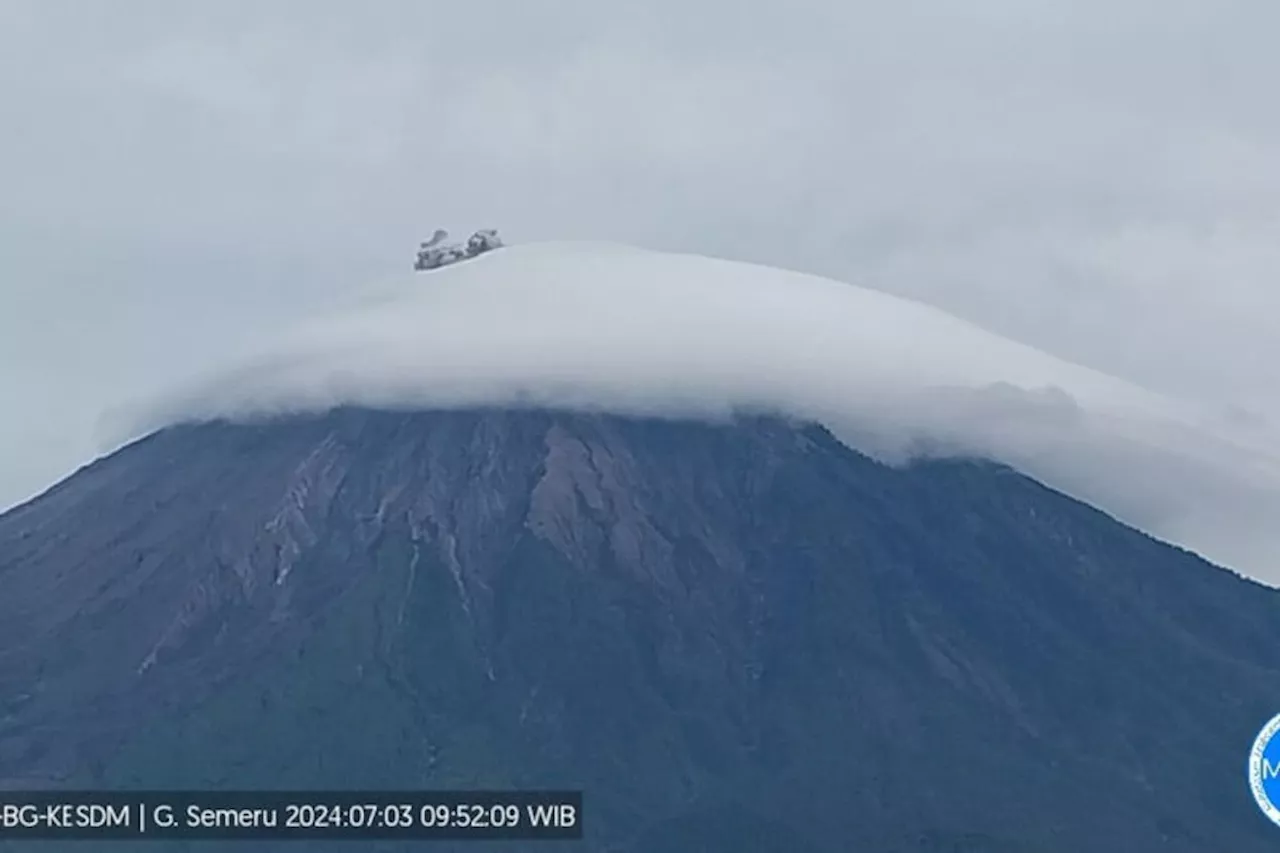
[2,406,1279,852]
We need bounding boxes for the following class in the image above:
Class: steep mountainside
[1,407,1279,852]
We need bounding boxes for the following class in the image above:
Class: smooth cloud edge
[95,242,1280,585]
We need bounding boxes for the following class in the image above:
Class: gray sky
[3,0,1280,516]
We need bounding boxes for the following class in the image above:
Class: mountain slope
[2,407,1279,851]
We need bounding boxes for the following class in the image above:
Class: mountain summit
[3,406,1279,851]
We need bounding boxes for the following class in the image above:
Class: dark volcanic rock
[1,407,1279,852]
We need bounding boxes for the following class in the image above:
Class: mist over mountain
[114,243,1280,582]
[3,406,1280,852]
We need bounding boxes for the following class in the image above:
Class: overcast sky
[3,0,1280,514]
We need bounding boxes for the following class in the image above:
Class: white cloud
[118,242,1280,583]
